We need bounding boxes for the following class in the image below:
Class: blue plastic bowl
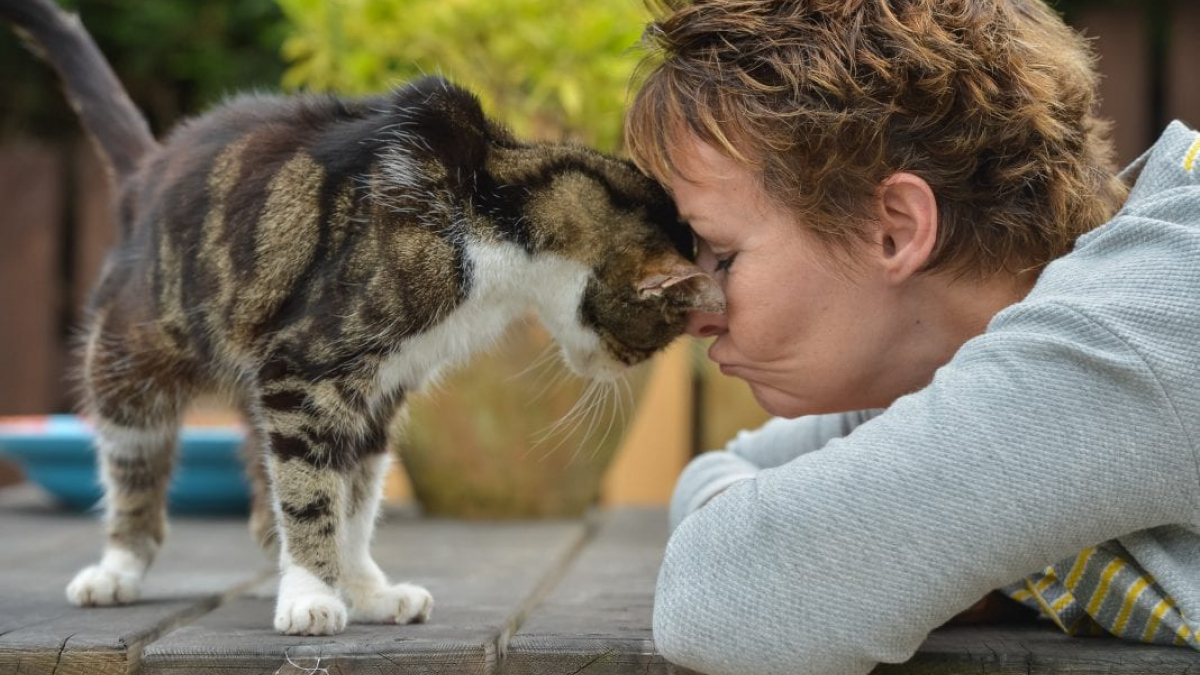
[0,415,250,515]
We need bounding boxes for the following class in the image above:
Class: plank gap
[494,512,600,669]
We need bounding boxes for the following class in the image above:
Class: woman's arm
[654,302,1199,675]
[670,410,883,530]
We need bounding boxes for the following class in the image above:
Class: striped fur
[4,0,724,636]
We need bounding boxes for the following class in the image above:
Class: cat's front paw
[66,563,141,606]
[347,582,434,625]
[274,592,349,635]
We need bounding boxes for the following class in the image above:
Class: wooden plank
[0,485,270,675]
[0,142,63,415]
[141,515,589,675]
[506,508,1200,674]
[1166,0,1200,129]
[877,624,1200,674]
[0,487,107,573]
[1072,5,1154,168]
[504,508,688,675]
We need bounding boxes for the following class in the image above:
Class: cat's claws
[396,583,434,624]
[274,594,349,635]
[346,582,434,625]
[66,564,141,606]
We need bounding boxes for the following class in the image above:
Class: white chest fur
[373,239,591,400]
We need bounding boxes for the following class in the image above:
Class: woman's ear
[875,172,938,284]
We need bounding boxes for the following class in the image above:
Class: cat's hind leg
[239,424,278,556]
[340,450,433,625]
[67,317,193,606]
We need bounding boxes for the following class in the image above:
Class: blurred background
[0,0,1196,515]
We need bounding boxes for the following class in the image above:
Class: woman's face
[670,137,909,418]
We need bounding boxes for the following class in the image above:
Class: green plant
[276,0,652,151]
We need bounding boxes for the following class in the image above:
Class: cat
[1,0,723,635]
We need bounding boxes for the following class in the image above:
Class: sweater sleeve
[653,302,1200,675]
[669,410,883,531]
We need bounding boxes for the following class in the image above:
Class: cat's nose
[685,309,727,338]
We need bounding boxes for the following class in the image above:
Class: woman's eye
[714,253,737,273]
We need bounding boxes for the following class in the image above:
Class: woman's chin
[747,381,866,419]
[747,382,810,419]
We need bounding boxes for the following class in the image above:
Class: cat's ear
[638,260,726,313]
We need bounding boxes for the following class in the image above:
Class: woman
[623,1,1200,674]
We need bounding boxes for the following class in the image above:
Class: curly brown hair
[626,0,1129,277]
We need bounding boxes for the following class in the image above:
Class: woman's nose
[685,309,727,338]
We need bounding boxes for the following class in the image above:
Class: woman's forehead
[668,133,747,184]
[670,140,767,216]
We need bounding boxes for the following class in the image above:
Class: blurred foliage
[0,0,1167,147]
[275,0,650,152]
[1,0,287,139]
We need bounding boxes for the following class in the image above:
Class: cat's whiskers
[586,380,624,462]
[625,379,636,426]
[532,379,605,462]
[528,359,578,405]
[532,379,597,446]
[614,377,628,429]
[580,379,628,461]
[616,378,632,445]
[528,347,577,393]
[505,341,558,383]
[567,383,606,465]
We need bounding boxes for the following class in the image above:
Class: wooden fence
[1074,1,1200,168]
[0,141,112,415]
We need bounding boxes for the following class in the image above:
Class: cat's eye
[714,253,737,273]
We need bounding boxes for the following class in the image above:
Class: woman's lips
[708,342,733,375]
[708,342,743,377]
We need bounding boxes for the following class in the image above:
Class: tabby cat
[1,0,722,635]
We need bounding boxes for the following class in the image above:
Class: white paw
[347,582,434,624]
[274,592,348,635]
[66,563,141,606]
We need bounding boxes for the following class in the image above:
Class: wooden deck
[4,486,1200,674]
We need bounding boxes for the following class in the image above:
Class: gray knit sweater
[655,121,1200,675]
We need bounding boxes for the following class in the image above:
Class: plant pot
[394,314,651,519]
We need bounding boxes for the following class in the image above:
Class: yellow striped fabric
[1184,133,1200,172]
[1001,541,1199,647]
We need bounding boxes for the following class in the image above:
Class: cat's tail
[0,0,157,180]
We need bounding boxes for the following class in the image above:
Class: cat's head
[522,158,724,381]
[383,76,724,380]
